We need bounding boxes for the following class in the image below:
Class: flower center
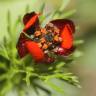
[23,23,62,53]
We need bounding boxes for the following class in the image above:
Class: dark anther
[44,33,53,42]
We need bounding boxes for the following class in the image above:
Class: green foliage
[0,1,82,96]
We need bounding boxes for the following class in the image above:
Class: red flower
[16,12,75,64]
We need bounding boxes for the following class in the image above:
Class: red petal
[23,12,40,32]
[60,24,73,49]
[16,33,28,58]
[25,41,44,62]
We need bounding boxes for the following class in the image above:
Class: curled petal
[25,41,44,62]
[23,12,40,32]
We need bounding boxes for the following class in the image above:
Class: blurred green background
[0,0,96,96]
